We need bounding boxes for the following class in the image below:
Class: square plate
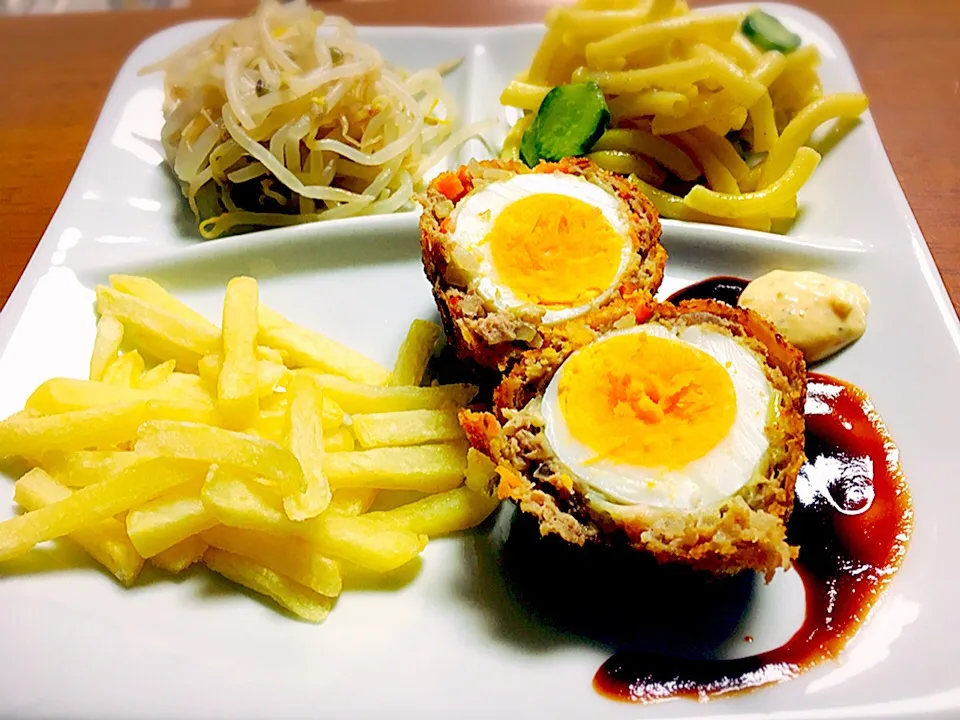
[2,5,959,718]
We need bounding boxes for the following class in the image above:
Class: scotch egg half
[461,299,808,579]
[419,158,665,370]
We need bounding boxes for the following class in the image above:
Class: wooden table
[1,0,958,312]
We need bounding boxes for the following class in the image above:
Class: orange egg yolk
[558,332,738,469]
[487,193,626,308]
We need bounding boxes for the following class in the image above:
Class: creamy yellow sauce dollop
[738,270,869,363]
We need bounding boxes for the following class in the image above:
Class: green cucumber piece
[520,121,541,167]
[530,82,610,163]
[741,10,802,54]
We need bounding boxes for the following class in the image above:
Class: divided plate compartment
[1,5,959,719]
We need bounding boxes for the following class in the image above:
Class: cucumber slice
[531,82,611,163]
[741,10,802,54]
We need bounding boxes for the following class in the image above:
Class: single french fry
[0,400,217,458]
[14,468,143,586]
[199,354,289,399]
[218,277,260,429]
[204,548,334,623]
[304,373,477,414]
[282,373,331,520]
[258,305,390,385]
[200,467,425,572]
[151,535,207,573]
[351,409,465,449]
[327,488,379,516]
[96,285,220,372]
[138,359,176,389]
[134,420,303,491]
[464,448,498,497]
[0,458,201,562]
[89,315,124,382]
[202,525,341,597]
[307,512,427,573]
[126,483,217,558]
[324,443,468,493]
[364,486,499,537]
[24,377,214,416]
[109,275,218,331]
[389,319,442,387]
[37,450,143,487]
[102,351,145,388]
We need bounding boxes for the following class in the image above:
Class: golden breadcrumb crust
[460,299,807,581]
[418,157,666,372]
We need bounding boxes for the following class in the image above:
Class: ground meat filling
[460,299,808,581]
[419,157,666,371]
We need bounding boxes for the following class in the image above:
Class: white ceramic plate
[2,5,959,719]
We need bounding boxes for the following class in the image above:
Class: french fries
[0,275,496,622]
[125,483,217,558]
[217,276,260,429]
[258,306,391,385]
[36,450,142,487]
[388,319,441,386]
[102,349,144,388]
[14,468,143,586]
[324,443,469,493]
[204,548,334,623]
[202,525,341,597]
[351,409,465,449]
[96,286,220,371]
[134,420,304,494]
[282,373,331,520]
[151,535,207,574]
[364,487,499,536]
[89,315,124,382]
[305,373,477,414]
[25,377,214,415]
[0,458,200,562]
[0,400,214,457]
[200,467,427,572]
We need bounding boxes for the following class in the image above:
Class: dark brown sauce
[666,276,751,307]
[594,277,914,703]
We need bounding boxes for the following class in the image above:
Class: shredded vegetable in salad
[141,0,482,238]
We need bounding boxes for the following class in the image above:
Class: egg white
[447,173,634,325]
[541,323,776,511]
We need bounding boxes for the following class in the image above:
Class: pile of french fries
[499,0,869,232]
[0,274,500,622]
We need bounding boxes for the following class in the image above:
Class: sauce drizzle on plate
[594,277,914,703]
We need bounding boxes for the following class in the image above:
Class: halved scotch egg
[418,157,666,370]
[460,299,807,579]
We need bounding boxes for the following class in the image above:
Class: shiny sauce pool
[594,278,914,703]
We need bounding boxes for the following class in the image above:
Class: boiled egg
[446,172,635,325]
[541,322,776,511]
